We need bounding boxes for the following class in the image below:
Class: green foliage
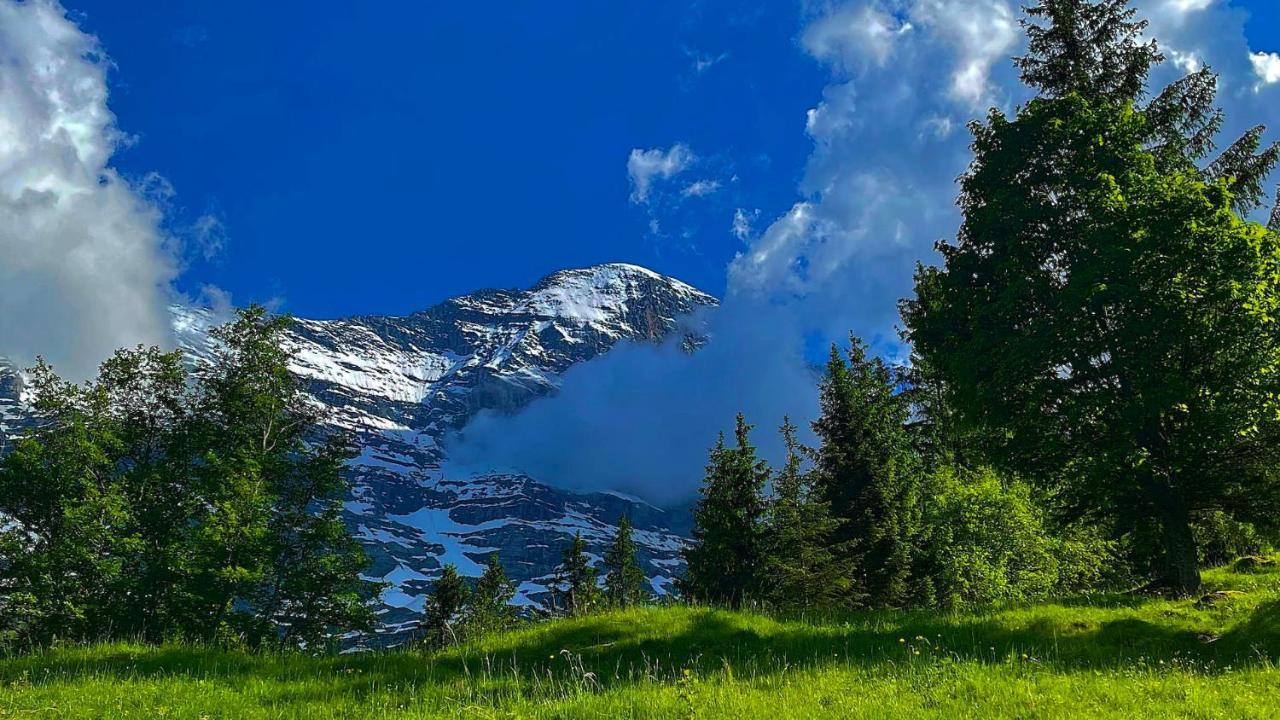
[0,308,381,648]
[903,0,1280,595]
[553,533,599,616]
[602,515,648,609]
[811,340,924,608]
[1193,511,1268,568]
[759,418,849,610]
[422,564,469,648]
[462,554,519,638]
[918,465,1118,607]
[680,415,769,606]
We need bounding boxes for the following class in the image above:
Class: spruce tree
[811,339,923,608]
[462,554,517,637]
[904,0,1280,595]
[602,514,648,609]
[680,414,769,607]
[422,563,469,647]
[1015,0,1160,103]
[761,418,849,610]
[553,533,598,616]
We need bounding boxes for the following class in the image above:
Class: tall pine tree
[552,533,599,616]
[680,414,769,607]
[462,554,517,637]
[422,563,469,647]
[811,339,924,608]
[603,514,648,609]
[761,418,850,610]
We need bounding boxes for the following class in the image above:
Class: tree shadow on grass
[5,599,1280,703]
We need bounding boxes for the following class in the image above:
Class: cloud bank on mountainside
[447,0,1280,503]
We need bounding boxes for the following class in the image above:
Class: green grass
[4,561,1280,719]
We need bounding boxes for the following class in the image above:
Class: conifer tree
[462,554,517,637]
[422,563,469,647]
[552,533,598,616]
[811,339,924,608]
[680,414,769,607]
[1015,0,1160,103]
[602,514,648,609]
[761,418,850,610]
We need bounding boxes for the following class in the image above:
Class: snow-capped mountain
[2,263,716,641]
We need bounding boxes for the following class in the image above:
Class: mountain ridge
[2,263,716,643]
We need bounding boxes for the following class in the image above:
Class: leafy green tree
[462,554,518,637]
[0,307,381,646]
[903,0,1280,595]
[553,533,599,616]
[422,563,469,647]
[187,307,380,645]
[760,418,849,610]
[919,467,1062,607]
[811,340,924,608]
[602,514,648,609]
[680,414,769,607]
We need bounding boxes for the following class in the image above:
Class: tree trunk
[1152,479,1201,597]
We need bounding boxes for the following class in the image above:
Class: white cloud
[681,179,720,198]
[1252,52,1280,89]
[627,144,695,204]
[690,50,729,75]
[0,0,182,381]
[915,0,1022,106]
[1169,48,1203,73]
[803,4,913,70]
[731,208,759,242]
[1161,0,1215,16]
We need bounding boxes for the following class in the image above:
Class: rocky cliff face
[3,263,715,643]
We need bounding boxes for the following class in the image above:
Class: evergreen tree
[462,554,517,638]
[1015,0,1159,103]
[811,339,924,608]
[903,0,1280,595]
[760,418,849,610]
[680,414,769,607]
[602,514,648,609]
[422,563,469,647]
[552,533,599,616]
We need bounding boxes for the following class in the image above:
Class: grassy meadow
[3,559,1279,719]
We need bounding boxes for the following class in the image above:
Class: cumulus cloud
[0,0,182,380]
[448,0,1279,503]
[1252,52,1280,89]
[627,144,695,203]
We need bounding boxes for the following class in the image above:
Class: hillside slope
[4,559,1279,718]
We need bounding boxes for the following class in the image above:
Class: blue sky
[58,0,1270,319]
[1,0,1278,495]
[60,1,827,317]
